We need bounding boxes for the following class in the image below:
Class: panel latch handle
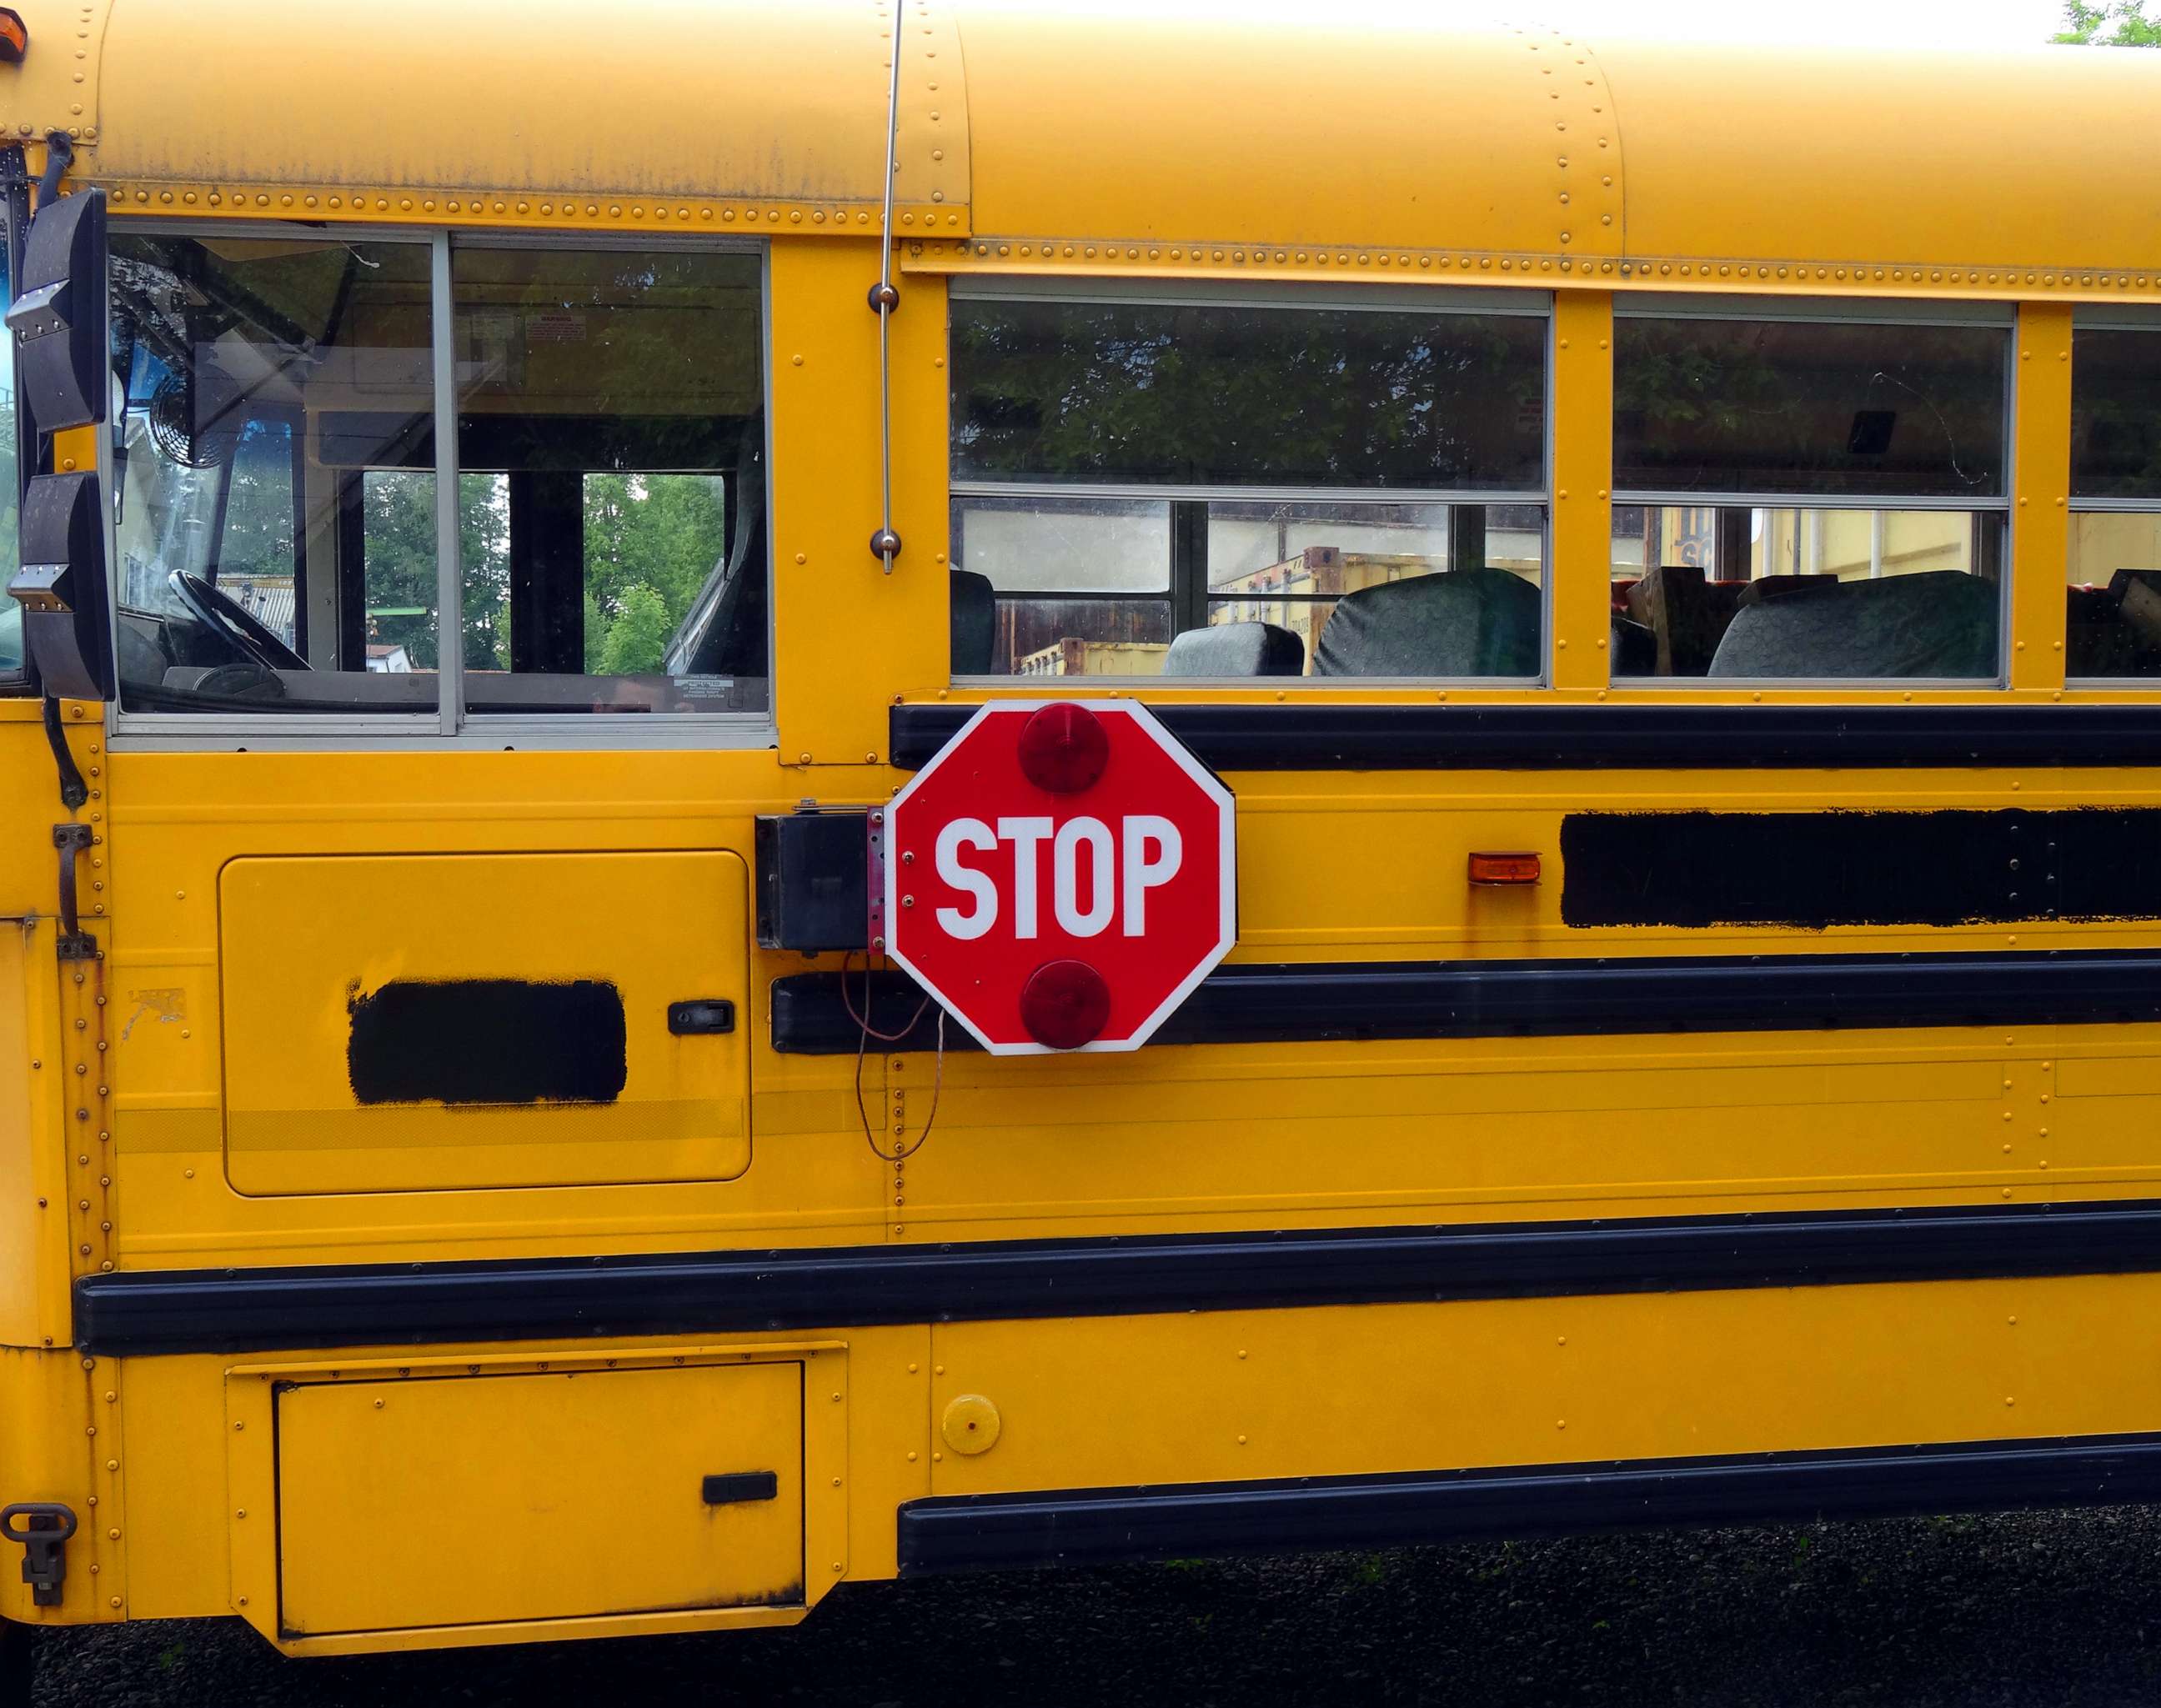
[668,999,736,1036]
[0,1502,76,1606]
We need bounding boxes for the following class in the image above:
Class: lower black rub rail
[895,1434,2161,1573]
[73,1197,2161,1357]
[771,948,2161,1054]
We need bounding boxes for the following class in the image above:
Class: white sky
[969,0,2076,50]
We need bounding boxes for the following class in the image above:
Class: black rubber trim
[72,1198,2161,1357]
[893,702,2161,773]
[895,1434,2161,1574]
[770,948,2161,1054]
[701,1471,780,1505]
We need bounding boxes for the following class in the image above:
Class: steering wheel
[168,570,308,673]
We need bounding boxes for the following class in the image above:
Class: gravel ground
[28,1508,2161,1706]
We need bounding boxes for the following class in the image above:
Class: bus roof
[7,0,2158,298]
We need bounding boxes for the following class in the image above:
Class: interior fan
[146,368,242,469]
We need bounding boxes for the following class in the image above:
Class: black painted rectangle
[346,979,627,1106]
[1562,808,2161,929]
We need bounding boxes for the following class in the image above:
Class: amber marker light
[1468,851,1542,886]
[0,11,28,63]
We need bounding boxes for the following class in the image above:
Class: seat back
[950,569,995,674]
[1707,572,1998,679]
[1609,614,1657,677]
[1622,563,1744,676]
[1161,621,1305,678]
[1311,568,1541,678]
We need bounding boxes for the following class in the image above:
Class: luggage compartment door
[220,850,751,1195]
[275,1360,804,1635]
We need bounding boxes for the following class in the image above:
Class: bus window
[0,208,17,684]
[1206,499,1542,676]
[110,233,439,714]
[1611,309,2010,682]
[450,245,765,716]
[949,286,1549,680]
[2068,323,2161,678]
[949,494,1170,676]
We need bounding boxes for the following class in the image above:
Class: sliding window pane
[1202,498,1542,679]
[1004,600,1174,678]
[1615,509,2003,680]
[2068,513,2161,677]
[112,235,436,714]
[452,246,766,715]
[1614,317,2008,499]
[951,494,1170,675]
[953,298,1546,489]
[2072,328,2161,499]
[1206,499,1452,589]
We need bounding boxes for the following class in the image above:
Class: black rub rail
[74,1197,2161,1357]
[770,948,2161,1054]
[896,1434,2161,1573]
[892,702,2161,773]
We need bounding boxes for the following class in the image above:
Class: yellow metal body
[0,0,2157,1660]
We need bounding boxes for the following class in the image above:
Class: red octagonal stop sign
[884,700,1236,1054]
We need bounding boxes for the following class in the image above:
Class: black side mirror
[8,471,111,700]
[6,184,106,431]
[6,179,112,698]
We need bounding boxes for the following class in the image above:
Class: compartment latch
[0,1502,77,1606]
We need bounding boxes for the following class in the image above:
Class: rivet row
[929,238,2158,294]
[90,183,963,233]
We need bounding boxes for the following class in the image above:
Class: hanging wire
[868,0,906,572]
[843,950,944,1163]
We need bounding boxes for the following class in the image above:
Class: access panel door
[277,1361,804,1635]
[220,851,750,1195]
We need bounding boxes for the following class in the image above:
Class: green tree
[2057,1,2161,43]
[597,582,673,674]
[582,473,726,669]
[351,472,510,670]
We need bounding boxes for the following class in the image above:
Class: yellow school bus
[7,0,2161,1674]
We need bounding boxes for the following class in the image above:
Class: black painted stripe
[347,979,626,1106]
[893,702,2161,774]
[1562,809,2161,930]
[770,949,2161,1054]
[72,1198,2161,1358]
[896,1435,2161,1574]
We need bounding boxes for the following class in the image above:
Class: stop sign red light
[884,701,1236,1054]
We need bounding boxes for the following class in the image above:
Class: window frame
[103,221,776,750]
[2063,304,2161,688]
[1608,293,2018,690]
[948,274,1556,687]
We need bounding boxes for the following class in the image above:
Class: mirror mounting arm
[39,699,87,811]
[33,130,69,207]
